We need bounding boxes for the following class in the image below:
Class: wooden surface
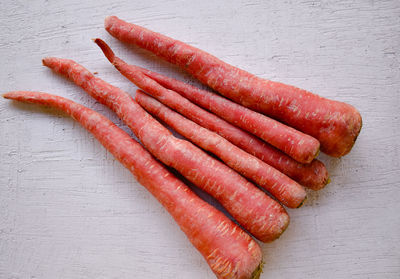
[1,0,399,278]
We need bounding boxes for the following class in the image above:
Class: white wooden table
[1,1,399,278]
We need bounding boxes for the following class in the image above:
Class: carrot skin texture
[42,57,289,243]
[94,39,305,207]
[94,39,318,165]
[4,91,263,279]
[137,68,329,190]
[94,39,328,190]
[142,70,319,164]
[104,16,362,157]
[136,90,307,208]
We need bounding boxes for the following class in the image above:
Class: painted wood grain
[1,0,399,278]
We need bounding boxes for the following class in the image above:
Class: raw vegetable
[104,15,362,157]
[94,39,329,190]
[3,91,263,279]
[136,90,307,208]
[95,39,319,164]
[42,57,289,242]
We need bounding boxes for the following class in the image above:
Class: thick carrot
[134,66,329,190]
[136,90,306,208]
[94,39,329,190]
[42,57,289,242]
[95,39,318,165]
[104,16,362,158]
[4,91,263,279]
[93,39,306,207]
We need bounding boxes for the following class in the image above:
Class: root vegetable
[104,16,362,157]
[42,57,289,242]
[94,39,329,190]
[3,91,263,279]
[136,90,307,208]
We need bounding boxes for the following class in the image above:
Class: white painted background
[1,0,399,278]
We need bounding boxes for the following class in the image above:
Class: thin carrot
[133,66,330,190]
[3,91,263,279]
[94,38,329,190]
[42,57,289,242]
[136,90,307,208]
[104,16,362,158]
[95,39,318,164]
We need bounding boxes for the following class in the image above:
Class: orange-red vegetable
[136,90,307,208]
[94,39,329,190]
[42,57,289,242]
[95,39,318,164]
[3,91,263,279]
[104,16,362,157]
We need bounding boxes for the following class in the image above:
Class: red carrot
[94,38,329,190]
[136,90,306,208]
[94,41,318,165]
[104,16,362,158]
[134,66,330,190]
[42,57,289,242]
[4,91,263,279]
[138,67,320,164]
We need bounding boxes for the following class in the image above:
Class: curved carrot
[136,90,307,208]
[42,57,289,243]
[4,91,263,279]
[94,38,329,190]
[104,15,362,158]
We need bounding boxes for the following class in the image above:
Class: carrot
[104,16,362,158]
[94,39,329,190]
[95,39,318,164]
[4,91,264,279]
[136,90,306,208]
[134,66,329,190]
[42,57,289,242]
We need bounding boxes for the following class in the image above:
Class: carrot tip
[42,57,52,67]
[94,38,116,63]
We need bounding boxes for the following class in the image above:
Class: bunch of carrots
[4,16,362,279]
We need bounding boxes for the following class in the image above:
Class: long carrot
[104,16,362,158]
[94,39,307,207]
[136,64,320,164]
[3,91,263,279]
[136,90,306,208]
[94,39,318,164]
[42,57,289,242]
[94,38,329,190]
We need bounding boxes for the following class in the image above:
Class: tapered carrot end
[42,57,58,68]
[3,91,26,101]
[3,92,17,99]
[94,38,116,64]
[42,57,49,66]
